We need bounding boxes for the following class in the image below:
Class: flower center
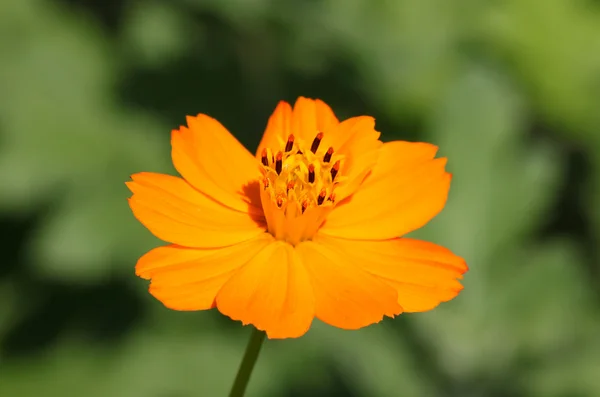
[259,132,341,245]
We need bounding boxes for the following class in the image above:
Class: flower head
[127,97,468,339]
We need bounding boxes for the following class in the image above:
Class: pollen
[259,132,340,245]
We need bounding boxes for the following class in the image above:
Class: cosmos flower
[127,97,468,339]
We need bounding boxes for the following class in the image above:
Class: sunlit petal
[296,240,402,329]
[321,141,450,239]
[137,234,274,310]
[216,241,315,339]
[315,235,467,312]
[127,172,265,247]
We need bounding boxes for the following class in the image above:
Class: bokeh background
[1,0,600,396]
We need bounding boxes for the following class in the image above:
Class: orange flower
[127,97,468,339]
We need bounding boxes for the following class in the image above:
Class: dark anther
[330,160,340,181]
[308,164,315,183]
[323,147,333,163]
[275,152,283,174]
[285,135,295,152]
[310,132,324,153]
[301,200,309,214]
[261,148,268,166]
[317,189,326,205]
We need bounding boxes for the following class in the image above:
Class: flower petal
[295,240,402,330]
[256,100,293,158]
[216,241,315,339]
[291,97,339,143]
[137,234,274,310]
[256,98,339,157]
[326,116,382,201]
[314,235,468,312]
[321,141,450,239]
[127,172,266,247]
[172,114,262,213]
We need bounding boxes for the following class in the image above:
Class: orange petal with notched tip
[127,172,265,248]
[216,241,315,339]
[257,98,340,157]
[290,97,340,144]
[172,114,262,214]
[320,140,450,240]
[137,234,274,310]
[314,235,467,312]
[295,240,402,329]
[256,97,340,158]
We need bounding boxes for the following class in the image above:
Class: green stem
[228,327,266,397]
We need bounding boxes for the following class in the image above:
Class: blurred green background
[1,0,600,396]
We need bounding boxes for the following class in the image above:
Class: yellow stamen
[259,132,340,245]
